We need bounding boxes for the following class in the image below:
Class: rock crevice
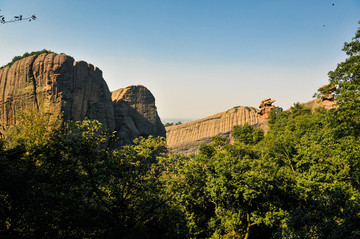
[28,55,39,110]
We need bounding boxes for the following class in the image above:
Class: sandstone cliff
[112,85,166,145]
[0,53,165,145]
[166,106,260,154]
[166,94,333,155]
[0,53,115,130]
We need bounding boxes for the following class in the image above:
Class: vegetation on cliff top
[0,49,55,69]
[164,121,182,127]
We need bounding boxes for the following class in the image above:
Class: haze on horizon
[0,0,359,121]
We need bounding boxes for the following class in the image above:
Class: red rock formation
[258,98,276,121]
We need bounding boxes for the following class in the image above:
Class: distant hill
[166,94,336,154]
[166,106,260,154]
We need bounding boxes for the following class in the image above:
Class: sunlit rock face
[0,53,165,145]
[258,98,276,121]
[166,106,260,154]
[0,53,115,130]
[166,93,336,155]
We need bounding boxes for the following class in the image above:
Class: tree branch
[0,10,36,24]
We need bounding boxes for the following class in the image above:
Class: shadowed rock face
[112,85,166,145]
[0,53,165,145]
[166,106,260,154]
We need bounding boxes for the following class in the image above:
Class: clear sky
[0,0,359,121]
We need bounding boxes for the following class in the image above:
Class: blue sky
[1,0,359,121]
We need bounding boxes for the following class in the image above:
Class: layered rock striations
[0,53,115,130]
[0,53,165,145]
[166,106,260,154]
[112,85,166,145]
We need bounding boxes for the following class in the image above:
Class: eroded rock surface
[166,106,260,154]
[112,85,166,145]
[0,53,115,131]
[0,53,164,146]
[258,98,276,121]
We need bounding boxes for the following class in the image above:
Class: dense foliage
[3,107,62,149]
[0,118,186,238]
[1,23,360,239]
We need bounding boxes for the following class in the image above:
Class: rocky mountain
[0,53,165,144]
[112,85,166,145]
[1,52,337,153]
[166,106,260,154]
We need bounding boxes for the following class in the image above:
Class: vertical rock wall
[0,53,116,131]
[112,85,166,145]
[0,53,165,145]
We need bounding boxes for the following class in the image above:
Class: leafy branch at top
[0,9,36,24]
